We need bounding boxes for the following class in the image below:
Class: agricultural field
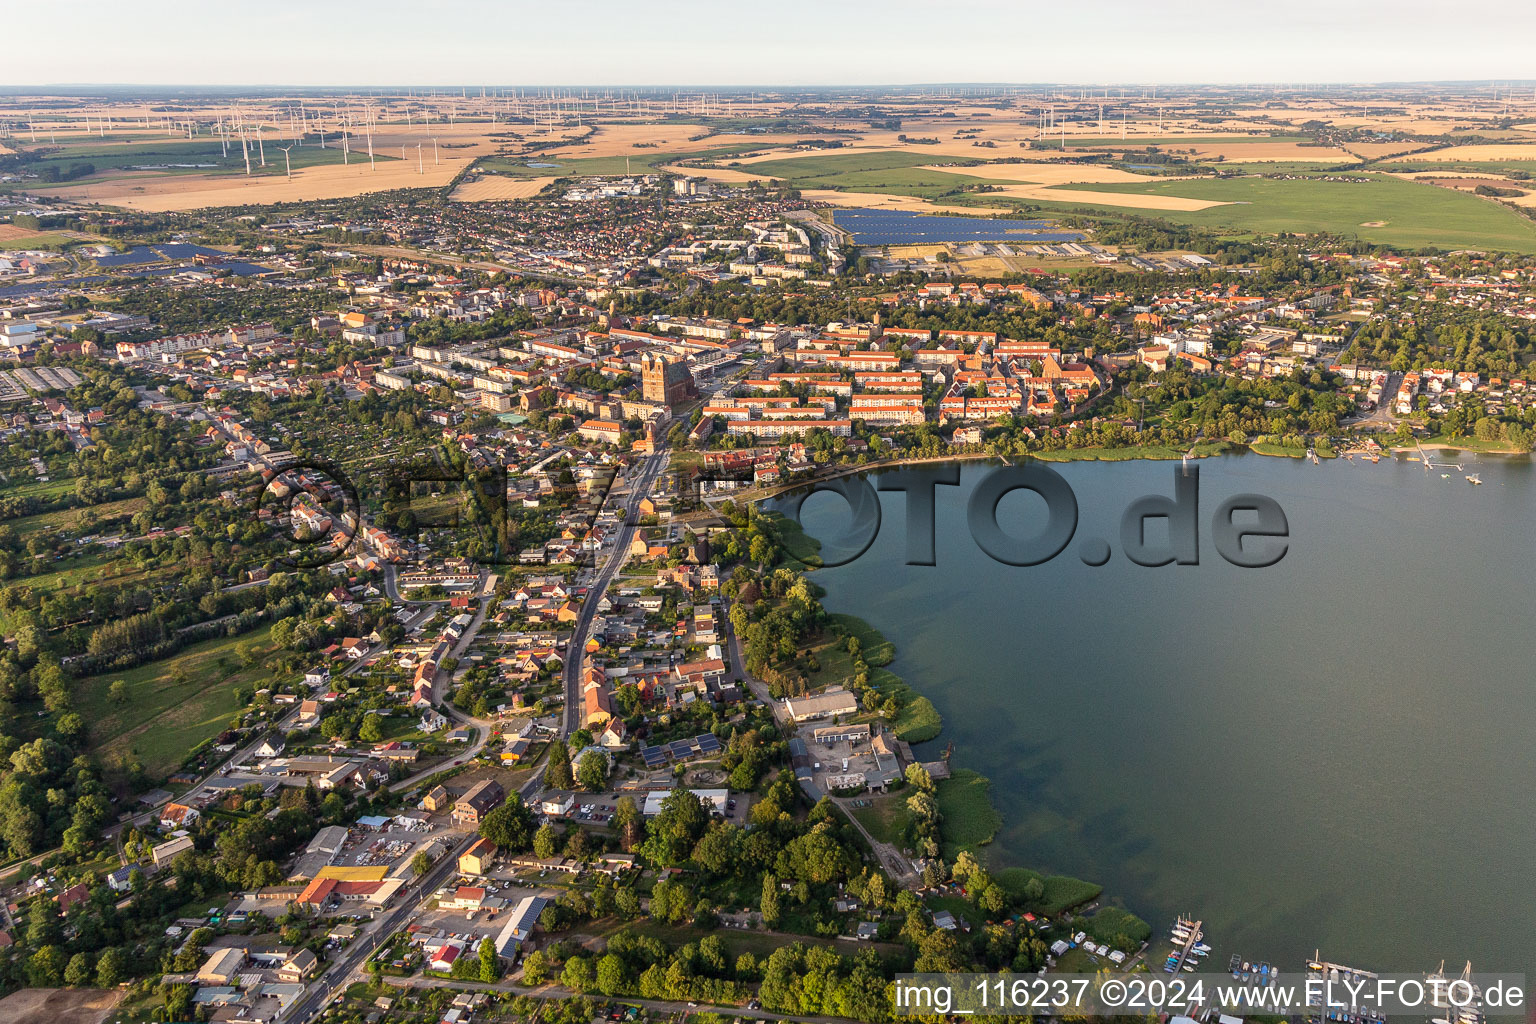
[1024,172,1536,252]
[450,174,557,201]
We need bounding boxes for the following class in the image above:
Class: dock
[1414,439,1462,473]
[1164,916,1202,973]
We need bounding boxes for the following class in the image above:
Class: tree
[27,945,66,987]
[478,937,500,983]
[108,679,129,705]
[533,823,558,859]
[358,715,383,743]
[412,850,433,876]
[64,951,93,987]
[521,948,551,985]
[691,823,741,875]
[479,796,535,851]
[561,954,594,993]
[544,740,574,790]
[95,947,126,987]
[575,751,608,792]
[27,898,62,947]
[760,873,782,928]
[646,787,707,864]
[596,952,629,996]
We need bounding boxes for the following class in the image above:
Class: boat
[1192,943,1212,954]
[1441,473,1449,478]
[1467,474,1482,484]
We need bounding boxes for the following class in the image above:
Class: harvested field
[451,175,557,201]
[799,189,997,215]
[23,155,472,211]
[1389,144,1536,163]
[920,163,1232,211]
[0,989,124,1024]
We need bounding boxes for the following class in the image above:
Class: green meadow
[75,623,279,781]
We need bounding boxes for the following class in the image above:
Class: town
[1,72,1535,1024]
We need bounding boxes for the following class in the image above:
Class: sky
[6,0,1536,87]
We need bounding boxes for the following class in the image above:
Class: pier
[1165,916,1203,973]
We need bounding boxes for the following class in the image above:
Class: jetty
[1164,916,1202,973]
[1414,439,1463,474]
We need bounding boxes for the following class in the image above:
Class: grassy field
[0,231,78,249]
[1384,159,1536,176]
[1029,172,1536,252]
[829,613,895,667]
[1055,134,1313,148]
[9,495,145,536]
[744,150,946,179]
[935,768,1002,859]
[75,623,277,780]
[995,866,1104,916]
[851,793,909,846]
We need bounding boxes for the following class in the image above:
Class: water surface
[779,453,1536,974]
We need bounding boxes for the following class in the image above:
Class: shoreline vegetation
[756,503,1116,930]
[749,434,1530,505]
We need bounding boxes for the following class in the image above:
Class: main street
[560,451,670,736]
[281,753,550,1023]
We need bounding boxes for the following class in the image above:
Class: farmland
[1026,172,1536,252]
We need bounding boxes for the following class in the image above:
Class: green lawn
[1031,172,1536,252]
[1383,159,1536,176]
[935,768,1001,859]
[851,793,910,846]
[75,623,277,780]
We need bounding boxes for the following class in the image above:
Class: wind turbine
[432,137,439,165]
[417,142,423,174]
[279,144,294,180]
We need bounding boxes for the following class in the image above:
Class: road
[560,452,670,736]
[282,758,552,1023]
[387,974,854,1024]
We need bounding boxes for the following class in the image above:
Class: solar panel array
[639,732,722,768]
[832,208,1086,247]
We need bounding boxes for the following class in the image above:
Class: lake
[776,453,1536,975]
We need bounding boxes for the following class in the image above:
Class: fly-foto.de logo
[759,463,1290,570]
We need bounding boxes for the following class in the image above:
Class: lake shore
[759,490,1124,930]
